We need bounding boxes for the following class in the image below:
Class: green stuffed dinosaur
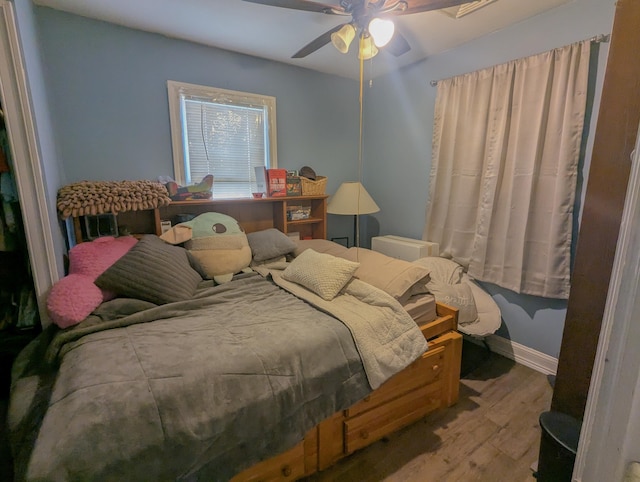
[160,211,252,283]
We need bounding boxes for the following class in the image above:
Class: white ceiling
[33,0,572,80]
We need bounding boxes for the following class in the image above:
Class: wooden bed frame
[231,303,462,481]
[67,198,463,481]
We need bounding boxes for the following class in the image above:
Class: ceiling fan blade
[292,24,345,58]
[386,30,411,56]
[242,0,345,14]
[392,0,472,15]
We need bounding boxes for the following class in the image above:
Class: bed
[8,208,461,481]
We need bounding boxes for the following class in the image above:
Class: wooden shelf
[158,195,328,240]
[70,195,329,243]
[287,217,324,225]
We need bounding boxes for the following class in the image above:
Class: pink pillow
[68,236,138,301]
[47,236,138,328]
[47,274,104,328]
[68,236,138,277]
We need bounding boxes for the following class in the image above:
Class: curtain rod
[590,33,610,43]
[429,33,611,86]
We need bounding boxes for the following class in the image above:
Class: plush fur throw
[57,180,171,218]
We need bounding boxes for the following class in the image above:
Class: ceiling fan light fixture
[368,17,395,48]
[331,23,356,54]
[358,35,378,60]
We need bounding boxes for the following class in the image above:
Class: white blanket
[269,271,428,390]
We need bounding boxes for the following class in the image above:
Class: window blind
[182,97,269,198]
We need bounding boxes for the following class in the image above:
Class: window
[167,80,277,199]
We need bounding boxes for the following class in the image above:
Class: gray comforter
[8,273,425,481]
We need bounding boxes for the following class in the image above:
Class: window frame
[167,80,278,191]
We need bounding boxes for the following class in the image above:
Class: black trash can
[536,411,581,481]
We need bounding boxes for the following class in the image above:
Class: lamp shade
[369,18,395,47]
[327,182,380,215]
[331,23,356,54]
[358,35,378,60]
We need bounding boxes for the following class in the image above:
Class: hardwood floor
[0,346,552,482]
[303,349,552,482]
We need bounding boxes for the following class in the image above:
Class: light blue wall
[10,0,66,275]
[25,2,617,358]
[33,7,362,240]
[364,0,616,357]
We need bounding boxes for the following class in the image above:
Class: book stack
[267,169,287,197]
[254,167,288,197]
[286,175,302,196]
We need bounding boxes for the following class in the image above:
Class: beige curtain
[424,40,591,299]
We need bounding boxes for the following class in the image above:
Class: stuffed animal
[160,212,252,283]
[46,236,138,328]
[165,174,214,201]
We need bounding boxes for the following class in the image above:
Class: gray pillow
[95,235,203,305]
[247,228,297,262]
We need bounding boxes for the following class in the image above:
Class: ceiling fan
[243,0,473,59]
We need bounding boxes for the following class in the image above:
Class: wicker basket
[300,175,327,195]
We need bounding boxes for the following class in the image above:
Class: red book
[267,169,287,197]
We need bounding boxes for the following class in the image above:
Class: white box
[371,235,439,261]
[160,220,172,234]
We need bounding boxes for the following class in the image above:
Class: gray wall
[364,0,616,357]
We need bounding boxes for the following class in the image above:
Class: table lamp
[327,181,380,247]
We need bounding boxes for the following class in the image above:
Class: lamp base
[330,236,349,248]
[353,214,358,248]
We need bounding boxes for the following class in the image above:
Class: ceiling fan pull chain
[356,34,365,248]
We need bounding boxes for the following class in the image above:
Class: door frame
[0,1,60,324]
[573,123,640,480]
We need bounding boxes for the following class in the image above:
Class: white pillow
[282,249,359,301]
[426,278,479,325]
[413,256,464,285]
[341,247,431,303]
[459,274,502,336]
[293,239,350,258]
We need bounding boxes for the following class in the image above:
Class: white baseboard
[465,334,558,376]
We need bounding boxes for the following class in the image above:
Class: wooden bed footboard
[232,303,462,481]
